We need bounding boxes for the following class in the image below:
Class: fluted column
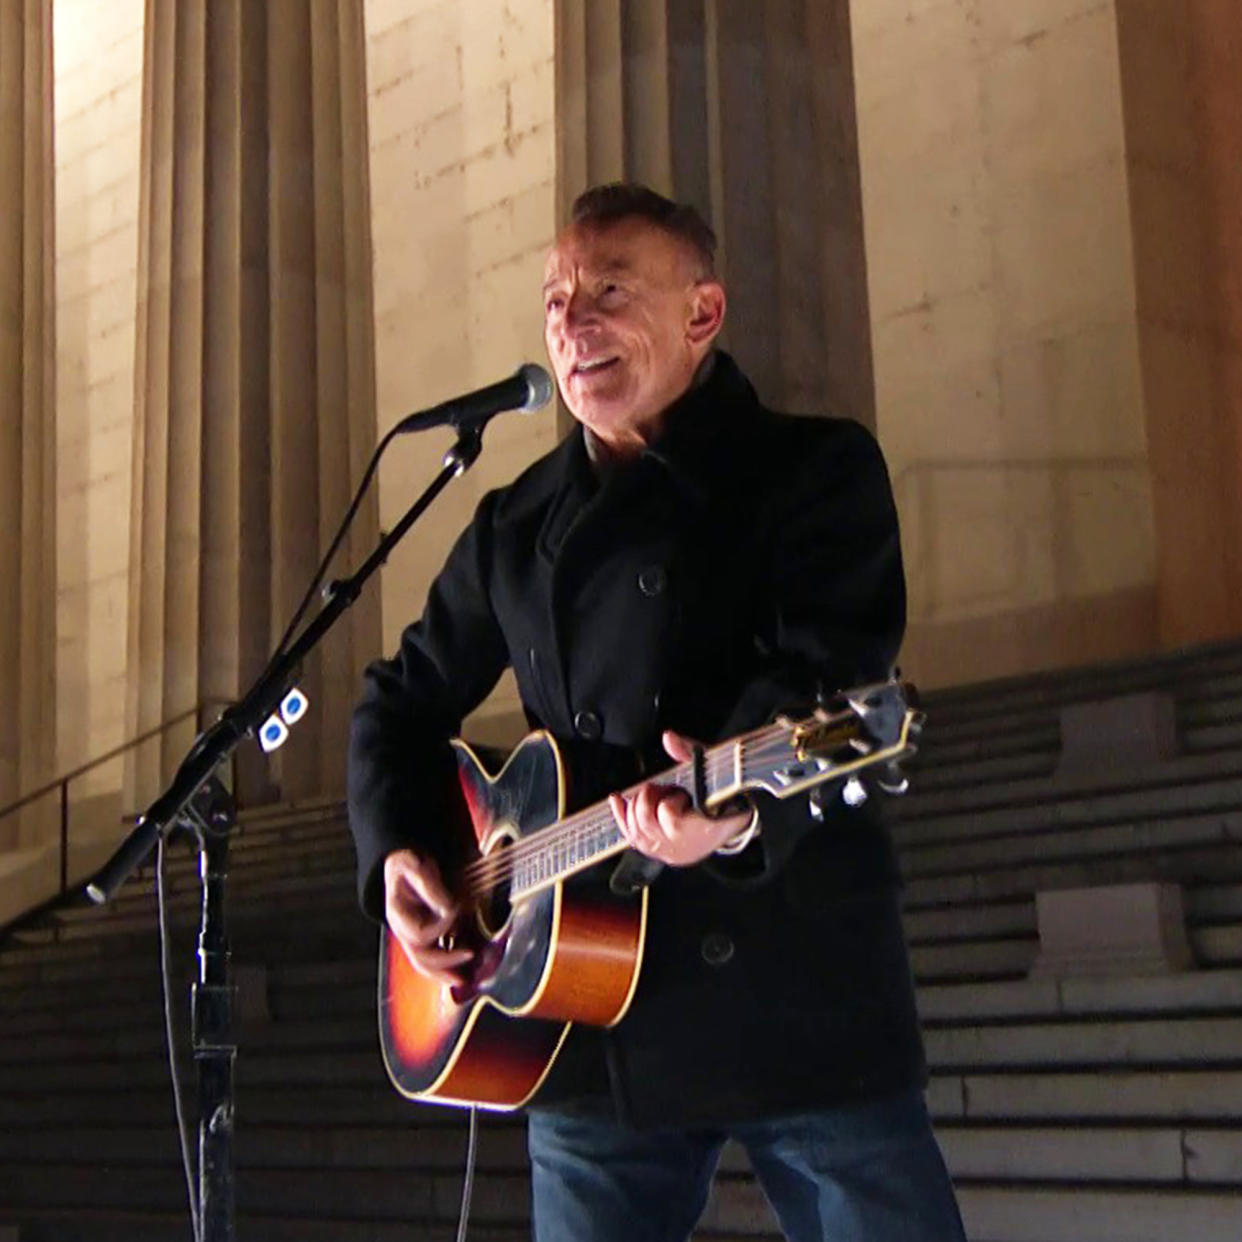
[126,0,380,808]
[554,0,873,424]
[0,0,56,847]
[1116,0,1242,645]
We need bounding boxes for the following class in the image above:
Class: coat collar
[637,350,761,506]
[535,351,762,563]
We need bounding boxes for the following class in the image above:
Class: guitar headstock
[740,680,923,802]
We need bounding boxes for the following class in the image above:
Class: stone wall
[853,0,1158,687]
[364,0,557,743]
[52,0,144,784]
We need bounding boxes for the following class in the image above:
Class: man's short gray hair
[570,183,717,278]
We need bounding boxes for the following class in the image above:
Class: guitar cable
[456,1106,479,1242]
[157,835,204,1242]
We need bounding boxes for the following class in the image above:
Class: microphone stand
[87,428,485,1242]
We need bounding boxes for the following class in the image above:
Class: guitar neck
[501,742,746,901]
[462,683,917,904]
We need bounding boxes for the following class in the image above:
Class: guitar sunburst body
[379,732,647,1110]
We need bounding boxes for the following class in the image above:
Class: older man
[348,184,964,1242]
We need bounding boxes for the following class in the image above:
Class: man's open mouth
[572,357,620,378]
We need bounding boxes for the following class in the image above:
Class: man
[348,183,965,1242]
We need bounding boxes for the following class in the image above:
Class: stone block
[928,1015,1242,1068]
[939,1123,1185,1182]
[1054,692,1178,778]
[1186,1128,1242,1185]
[1031,881,1193,976]
[235,963,273,1028]
[957,1184,1242,1242]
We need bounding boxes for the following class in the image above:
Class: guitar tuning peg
[876,761,909,796]
[841,777,869,807]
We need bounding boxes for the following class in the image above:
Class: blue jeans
[527,1088,965,1242]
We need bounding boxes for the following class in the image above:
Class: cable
[455,1106,479,1242]
[158,834,203,1242]
[267,426,401,669]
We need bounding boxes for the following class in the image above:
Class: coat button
[637,566,667,597]
[573,709,603,740]
[700,932,734,966]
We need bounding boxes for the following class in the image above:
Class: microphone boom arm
[87,426,486,903]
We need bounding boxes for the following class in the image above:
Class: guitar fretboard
[465,746,743,902]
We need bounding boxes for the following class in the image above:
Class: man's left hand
[609,730,755,866]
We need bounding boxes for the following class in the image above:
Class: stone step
[0,916,373,978]
[902,844,1242,910]
[3,1083,413,1127]
[917,639,1242,716]
[954,1184,1242,1242]
[51,854,357,924]
[0,1210,539,1242]
[937,1123,1242,1186]
[6,1010,1241,1099]
[918,968,1242,1023]
[911,937,1036,982]
[903,811,1238,881]
[0,1120,528,1171]
[0,1042,388,1093]
[3,1113,1237,1192]
[894,756,1242,837]
[37,880,358,943]
[0,1163,534,1227]
[0,948,378,1025]
[925,1015,1242,1070]
[909,922,1242,985]
[903,883,1241,947]
[911,718,1242,799]
[927,1068,1242,1122]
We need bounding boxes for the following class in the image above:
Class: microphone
[393,363,554,435]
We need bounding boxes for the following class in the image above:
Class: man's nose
[564,289,597,330]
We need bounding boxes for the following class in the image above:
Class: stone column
[126,0,380,808]
[1116,0,1242,646]
[0,0,56,848]
[554,0,874,424]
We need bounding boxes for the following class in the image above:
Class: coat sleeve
[347,491,510,921]
[704,419,907,888]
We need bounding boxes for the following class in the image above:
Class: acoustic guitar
[378,679,920,1110]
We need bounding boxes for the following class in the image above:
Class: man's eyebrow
[542,260,633,294]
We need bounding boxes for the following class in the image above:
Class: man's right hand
[383,849,474,985]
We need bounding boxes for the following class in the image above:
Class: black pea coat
[347,352,926,1127]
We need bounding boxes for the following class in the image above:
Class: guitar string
[455,738,763,895]
[457,724,873,898]
[457,749,740,897]
[455,725,872,894]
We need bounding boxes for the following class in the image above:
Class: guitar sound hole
[475,838,514,938]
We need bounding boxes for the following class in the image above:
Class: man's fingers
[386,892,454,948]
[387,851,455,920]
[662,729,698,763]
[382,848,473,983]
[394,937,474,985]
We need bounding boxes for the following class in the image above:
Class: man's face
[542,217,722,449]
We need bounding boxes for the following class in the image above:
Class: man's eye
[545,297,564,314]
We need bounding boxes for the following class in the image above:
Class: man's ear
[686,280,726,347]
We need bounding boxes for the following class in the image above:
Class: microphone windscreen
[520,363,555,412]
